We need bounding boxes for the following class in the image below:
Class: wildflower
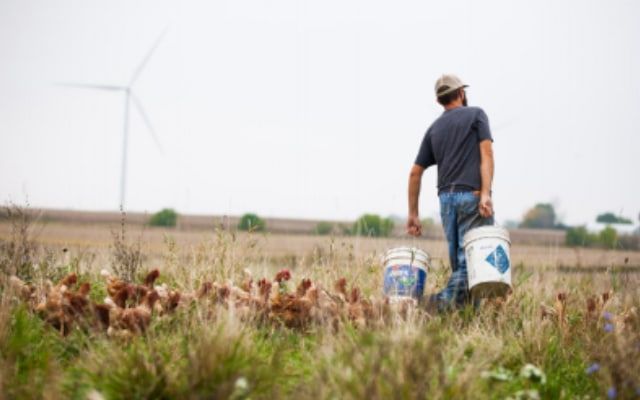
[231,376,250,398]
[481,366,513,382]
[603,311,613,321]
[508,389,540,400]
[604,323,614,333]
[520,363,547,385]
[585,363,600,375]
[86,390,105,400]
[235,376,248,391]
[607,386,616,399]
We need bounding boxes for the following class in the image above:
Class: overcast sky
[1,0,639,225]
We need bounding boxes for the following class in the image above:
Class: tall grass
[0,219,638,399]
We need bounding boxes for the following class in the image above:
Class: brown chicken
[35,274,91,335]
[346,286,367,329]
[108,289,160,336]
[9,275,38,310]
[101,269,128,298]
[268,277,318,329]
[334,278,348,302]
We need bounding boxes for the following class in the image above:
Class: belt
[442,185,481,195]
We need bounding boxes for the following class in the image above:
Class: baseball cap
[434,74,468,97]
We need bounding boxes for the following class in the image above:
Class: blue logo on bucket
[485,245,510,274]
[383,264,427,299]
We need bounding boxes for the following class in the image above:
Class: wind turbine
[58,30,167,209]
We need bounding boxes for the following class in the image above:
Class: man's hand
[407,215,423,236]
[479,193,494,218]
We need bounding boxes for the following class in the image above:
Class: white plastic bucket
[382,247,429,302]
[463,226,512,298]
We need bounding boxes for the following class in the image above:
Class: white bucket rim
[383,247,430,266]
[463,225,511,248]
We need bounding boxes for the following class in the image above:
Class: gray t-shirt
[414,106,493,194]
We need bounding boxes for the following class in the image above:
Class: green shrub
[566,226,621,249]
[352,214,394,237]
[238,213,266,232]
[565,226,597,247]
[598,226,618,249]
[149,208,178,227]
[314,222,334,235]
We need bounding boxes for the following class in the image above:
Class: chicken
[267,277,323,329]
[347,287,366,329]
[296,279,312,298]
[334,278,348,302]
[108,289,160,335]
[540,292,569,330]
[214,282,231,305]
[300,283,340,327]
[143,269,160,288]
[64,282,91,317]
[197,281,213,299]
[555,292,567,329]
[240,269,253,293]
[35,274,72,312]
[152,282,182,315]
[58,273,78,289]
[251,278,272,317]
[166,291,182,312]
[228,280,252,305]
[257,279,272,303]
[274,269,291,283]
[101,269,128,298]
[93,302,111,330]
[101,269,163,312]
[35,274,91,335]
[8,275,36,305]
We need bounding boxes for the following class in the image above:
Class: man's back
[407,74,496,310]
[415,106,492,193]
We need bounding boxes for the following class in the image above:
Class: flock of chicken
[9,269,637,338]
[7,268,413,337]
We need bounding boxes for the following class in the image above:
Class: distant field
[0,219,637,269]
[12,208,568,244]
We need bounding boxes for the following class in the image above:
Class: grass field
[1,214,639,399]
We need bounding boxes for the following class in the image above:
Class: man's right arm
[407,164,425,236]
[475,109,494,218]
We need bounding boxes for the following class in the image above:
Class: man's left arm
[479,139,494,218]
[407,164,425,236]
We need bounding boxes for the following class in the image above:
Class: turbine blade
[129,28,168,87]
[131,92,164,154]
[55,82,125,91]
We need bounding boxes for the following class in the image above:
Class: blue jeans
[430,191,494,311]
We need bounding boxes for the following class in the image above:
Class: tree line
[519,203,638,250]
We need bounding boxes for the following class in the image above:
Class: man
[407,74,495,311]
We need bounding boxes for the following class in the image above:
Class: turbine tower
[59,30,167,209]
